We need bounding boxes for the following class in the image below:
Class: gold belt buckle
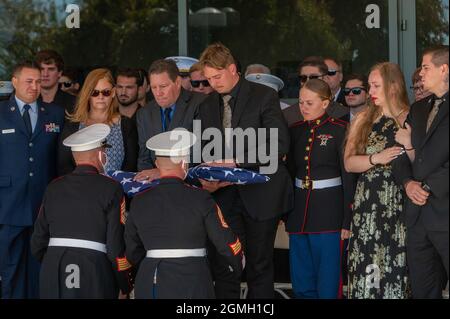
[303,180,311,189]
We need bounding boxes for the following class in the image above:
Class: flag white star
[224,171,234,178]
[129,187,141,194]
[206,176,219,182]
[112,171,122,177]
[121,178,132,185]
[235,179,247,185]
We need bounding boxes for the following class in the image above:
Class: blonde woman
[344,62,410,299]
[58,68,138,176]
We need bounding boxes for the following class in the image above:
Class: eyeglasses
[299,74,325,83]
[410,85,423,92]
[190,80,210,88]
[344,87,367,96]
[91,89,112,97]
[327,69,341,76]
[60,82,73,88]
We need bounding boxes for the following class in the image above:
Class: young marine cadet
[31,124,132,299]
[286,79,355,299]
[125,129,243,299]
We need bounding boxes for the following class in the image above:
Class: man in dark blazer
[135,59,206,182]
[197,43,293,299]
[394,45,449,299]
[283,57,349,126]
[0,62,65,298]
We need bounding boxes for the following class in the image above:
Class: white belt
[295,177,342,190]
[146,248,207,258]
[48,238,107,254]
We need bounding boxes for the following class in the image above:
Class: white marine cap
[245,73,285,92]
[146,128,197,157]
[165,56,199,75]
[63,123,111,152]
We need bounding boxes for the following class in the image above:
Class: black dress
[348,116,410,299]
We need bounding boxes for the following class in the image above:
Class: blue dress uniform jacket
[0,95,64,226]
[286,114,355,233]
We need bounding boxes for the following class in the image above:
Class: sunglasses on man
[91,89,112,97]
[190,80,210,88]
[343,87,367,96]
[59,82,73,88]
[299,74,325,83]
[327,69,341,76]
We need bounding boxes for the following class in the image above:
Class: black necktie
[163,108,172,132]
[22,104,32,135]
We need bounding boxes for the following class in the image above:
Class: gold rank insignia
[120,197,126,225]
[228,238,242,256]
[216,206,229,229]
[116,257,132,272]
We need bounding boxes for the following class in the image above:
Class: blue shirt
[15,96,38,133]
[160,104,176,132]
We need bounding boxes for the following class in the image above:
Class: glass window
[416,0,449,59]
[0,0,179,79]
[188,0,391,98]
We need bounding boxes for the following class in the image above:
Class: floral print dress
[348,116,410,299]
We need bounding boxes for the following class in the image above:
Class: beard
[118,95,138,107]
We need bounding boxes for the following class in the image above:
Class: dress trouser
[209,189,279,299]
[0,225,40,299]
[289,232,343,299]
[407,218,449,299]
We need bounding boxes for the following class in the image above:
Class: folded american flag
[107,167,269,197]
[106,171,160,197]
[186,166,270,185]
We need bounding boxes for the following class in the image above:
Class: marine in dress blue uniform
[0,63,64,298]
[286,80,355,299]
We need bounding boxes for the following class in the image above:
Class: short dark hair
[12,61,41,77]
[62,68,79,83]
[299,56,328,75]
[137,68,149,85]
[323,57,343,70]
[423,45,449,67]
[148,59,179,82]
[345,74,368,91]
[116,68,144,86]
[35,50,64,71]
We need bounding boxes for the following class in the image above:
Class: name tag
[2,129,15,134]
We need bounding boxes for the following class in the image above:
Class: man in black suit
[283,56,349,126]
[135,59,206,182]
[324,57,347,107]
[394,45,449,299]
[197,43,293,299]
[35,50,76,114]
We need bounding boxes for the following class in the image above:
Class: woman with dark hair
[58,68,138,176]
[286,79,355,299]
[344,62,410,299]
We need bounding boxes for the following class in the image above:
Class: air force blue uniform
[0,95,64,298]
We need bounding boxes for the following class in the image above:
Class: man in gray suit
[134,59,206,182]
[283,56,349,126]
